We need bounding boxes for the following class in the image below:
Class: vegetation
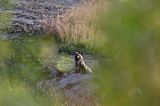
[0,0,15,9]
[1,0,160,106]
[45,1,107,52]
[0,13,12,33]
[94,0,160,106]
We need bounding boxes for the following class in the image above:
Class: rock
[58,73,92,89]
[58,73,97,106]
[63,81,97,106]
[38,72,97,106]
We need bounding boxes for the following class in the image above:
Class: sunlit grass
[0,13,12,33]
[0,40,13,60]
[55,55,73,72]
[43,0,108,51]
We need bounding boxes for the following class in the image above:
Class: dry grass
[43,0,108,49]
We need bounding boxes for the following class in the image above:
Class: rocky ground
[1,0,87,35]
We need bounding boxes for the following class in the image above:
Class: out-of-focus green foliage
[0,36,58,106]
[0,79,58,106]
[0,80,38,106]
[93,0,160,106]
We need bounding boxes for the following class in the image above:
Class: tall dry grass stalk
[44,0,108,48]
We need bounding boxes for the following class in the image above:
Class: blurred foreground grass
[0,35,58,106]
[95,0,160,106]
